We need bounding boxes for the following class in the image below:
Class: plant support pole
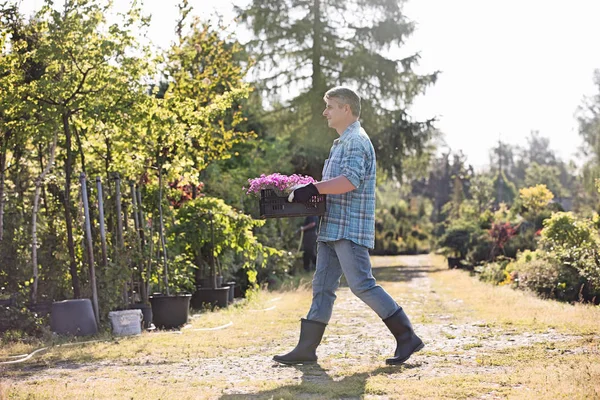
[80,173,99,324]
[96,177,108,269]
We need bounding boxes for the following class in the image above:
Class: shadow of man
[219,360,422,399]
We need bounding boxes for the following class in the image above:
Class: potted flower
[244,173,326,219]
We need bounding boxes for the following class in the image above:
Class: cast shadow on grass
[219,360,422,400]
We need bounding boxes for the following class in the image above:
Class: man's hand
[288,183,320,203]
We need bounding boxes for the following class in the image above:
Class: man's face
[322,97,348,130]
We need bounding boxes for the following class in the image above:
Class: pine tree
[237,0,438,178]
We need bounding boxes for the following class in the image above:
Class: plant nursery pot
[234,285,243,299]
[197,278,211,288]
[191,286,230,310]
[128,303,153,329]
[108,309,143,336]
[447,257,462,269]
[149,293,191,329]
[224,281,236,303]
[50,299,98,336]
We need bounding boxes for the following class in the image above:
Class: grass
[1,254,599,399]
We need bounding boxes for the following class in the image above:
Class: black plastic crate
[259,189,326,219]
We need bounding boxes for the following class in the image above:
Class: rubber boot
[273,318,326,365]
[383,308,424,365]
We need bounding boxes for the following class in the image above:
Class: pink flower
[244,173,316,197]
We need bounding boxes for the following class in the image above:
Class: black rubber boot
[383,308,424,365]
[273,318,327,365]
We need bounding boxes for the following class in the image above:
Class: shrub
[506,250,586,302]
[541,212,600,291]
[438,219,482,259]
[476,261,509,285]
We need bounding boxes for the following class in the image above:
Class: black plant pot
[447,257,462,269]
[128,303,153,329]
[224,281,236,303]
[149,293,191,329]
[50,299,98,336]
[191,287,230,310]
[197,278,211,288]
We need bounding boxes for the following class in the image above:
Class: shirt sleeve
[340,138,366,189]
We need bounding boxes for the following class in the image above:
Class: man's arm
[314,176,356,195]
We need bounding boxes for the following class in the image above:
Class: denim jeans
[306,239,399,324]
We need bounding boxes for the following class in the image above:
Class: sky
[18,0,600,170]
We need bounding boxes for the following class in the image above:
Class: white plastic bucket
[108,309,143,336]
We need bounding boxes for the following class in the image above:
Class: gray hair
[324,86,361,117]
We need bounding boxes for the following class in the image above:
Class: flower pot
[447,257,462,269]
[149,293,191,329]
[224,281,236,303]
[197,276,223,289]
[50,299,98,336]
[108,309,142,336]
[197,277,211,288]
[234,284,243,298]
[191,286,230,310]
[128,303,153,329]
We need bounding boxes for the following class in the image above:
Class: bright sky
[19,0,600,169]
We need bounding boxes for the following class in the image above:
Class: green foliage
[493,171,517,206]
[524,164,565,198]
[438,219,482,259]
[519,184,554,216]
[504,250,585,301]
[476,260,510,286]
[540,212,600,290]
[237,0,438,179]
[170,196,279,294]
[0,306,46,340]
[374,182,433,255]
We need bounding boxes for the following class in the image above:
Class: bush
[0,306,46,341]
[502,229,537,259]
[466,232,495,265]
[505,250,586,302]
[438,219,482,259]
[476,260,510,285]
[541,212,600,292]
[515,259,582,301]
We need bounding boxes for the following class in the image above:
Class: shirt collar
[333,120,360,145]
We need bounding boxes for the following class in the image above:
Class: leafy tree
[237,0,438,179]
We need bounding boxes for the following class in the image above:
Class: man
[275,87,424,366]
[299,215,319,271]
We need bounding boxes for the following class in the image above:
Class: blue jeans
[306,239,399,324]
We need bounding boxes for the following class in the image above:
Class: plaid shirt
[318,121,376,249]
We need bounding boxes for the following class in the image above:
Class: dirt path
[2,255,599,399]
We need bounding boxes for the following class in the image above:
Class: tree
[21,0,154,298]
[519,184,554,216]
[237,0,438,179]
[577,69,600,209]
[524,162,565,198]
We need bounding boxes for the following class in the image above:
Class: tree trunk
[31,131,58,304]
[63,111,81,298]
[0,139,6,243]
[311,0,324,99]
[158,167,169,295]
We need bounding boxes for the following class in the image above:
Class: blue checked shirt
[318,121,376,249]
